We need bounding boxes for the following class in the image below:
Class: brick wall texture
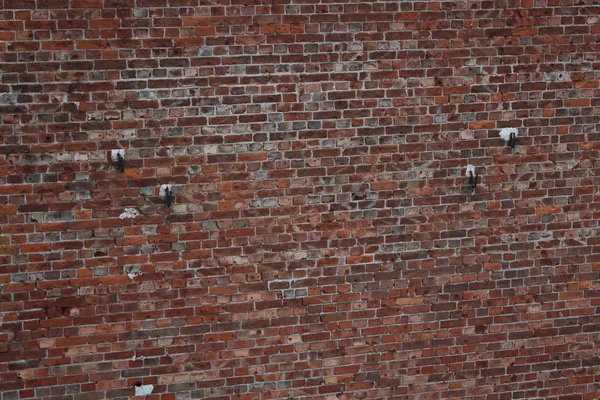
[1,0,600,399]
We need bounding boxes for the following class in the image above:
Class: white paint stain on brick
[127,271,142,280]
[160,184,172,198]
[125,265,142,280]
[110,149,124,161]
[134,384,154,396]
[119,208,140,219]
[499,127,519,142]
[465,164,476,177]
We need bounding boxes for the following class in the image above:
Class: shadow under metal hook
[116,152,125,172]
[508,132,516,149]
[164,187,173,207]
[468,170,478,190]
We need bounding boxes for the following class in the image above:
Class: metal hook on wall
[160,184,173,208]
[116,153,125,172]
[508,132,517,149]
[500,128,519,150]
[468,170,478,189]
[165,187,173,207]
[465,164,478,191]
[111,149,125,173]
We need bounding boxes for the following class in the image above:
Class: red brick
[1,3,599,400]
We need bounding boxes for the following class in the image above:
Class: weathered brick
[0,2,599,400]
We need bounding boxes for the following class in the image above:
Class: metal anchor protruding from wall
[111,149,125,172]
[499,128,519,149]
[465,164,478,191]
[160,184,173,208]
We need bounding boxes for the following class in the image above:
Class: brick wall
[1,1,600,399]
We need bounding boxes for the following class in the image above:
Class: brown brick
[1,3,599,400]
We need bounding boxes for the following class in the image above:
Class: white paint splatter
[119,208,140,219]
[465,164,476,177]
[160,184,172,198]
[499,127,519,142]
[110,149,124,161]
[127,271,142,280]
[135,384,154,396]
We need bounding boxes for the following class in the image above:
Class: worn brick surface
[1,1,600,399]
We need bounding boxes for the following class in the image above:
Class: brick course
[1,0,600,399]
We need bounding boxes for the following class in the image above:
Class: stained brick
[0,2,598,400]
